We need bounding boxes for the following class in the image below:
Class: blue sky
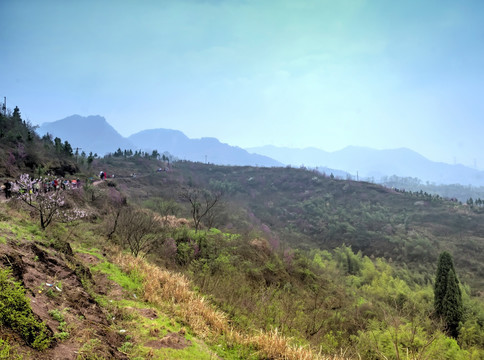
[2,0,484,168]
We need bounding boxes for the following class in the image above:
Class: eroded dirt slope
[0,240,128,360]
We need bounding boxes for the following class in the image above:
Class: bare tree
[115,206,164,257]
[178,187,222,232]
[203,200,226,229]
[106,187,127,239]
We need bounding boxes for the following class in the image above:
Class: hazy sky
[2,0,484,168]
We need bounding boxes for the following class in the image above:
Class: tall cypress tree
[434,252,453,316]
[434,251,463,337]
[442,268,463,338]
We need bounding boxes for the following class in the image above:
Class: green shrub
[0,338,22,360]
[0,268,52,350]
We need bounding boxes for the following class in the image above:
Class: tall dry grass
[112,252,348,360]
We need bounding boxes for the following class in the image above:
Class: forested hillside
[99,159,484,292]
[0,107,78,178]
[1,109,483,359]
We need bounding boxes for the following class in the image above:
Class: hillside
[0,200,272,359]
[1,109,484,359]
[2,175,483,359]
[97,158,484,292]
[0,107,78,177]
[248,145,484,186]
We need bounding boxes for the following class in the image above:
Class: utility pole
[2,97,6,116]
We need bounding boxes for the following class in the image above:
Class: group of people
[99,171,115,180]
[2,177,81,199]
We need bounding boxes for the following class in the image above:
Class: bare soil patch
[0,241,128,359]
[127,307,158,320]
[145,331,191,350]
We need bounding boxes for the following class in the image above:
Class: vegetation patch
[0,268,52,350]
[92,261,143,295]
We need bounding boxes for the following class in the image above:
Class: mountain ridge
[37,115,484,186]
[38,115,134,156]
[247,144,484,186]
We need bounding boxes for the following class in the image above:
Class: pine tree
[434,251,463,337]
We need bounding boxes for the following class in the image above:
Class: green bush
[0,268,52,350]
[0,338,22,360]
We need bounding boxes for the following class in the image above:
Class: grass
[0,208,43,243]
[88,274,224,359]
[0,269,52,351]
[89,249,251,359]
[112,252,345,360]
[92,261,143,294]
[76,339,105,360]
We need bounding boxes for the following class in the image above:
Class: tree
[87,152,94,167]
[179,187,222,232]
[434,251,463,338]
[151,149,160,159]
[203,200,226,229]
[63,140,73,156]
[114,206,164,257]
[12,106,21,122]
[442,269,463,338]
[54,137,63,153]
[16,174,86,230]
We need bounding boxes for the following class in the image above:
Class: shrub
[0,338,22,359]
[0,268,52,350]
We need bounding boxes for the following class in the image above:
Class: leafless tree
[203,200,226,229]
[178,187,222,232]
[115,206,164,257]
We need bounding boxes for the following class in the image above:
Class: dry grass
[153,214,191,228]
[112,252,348,360]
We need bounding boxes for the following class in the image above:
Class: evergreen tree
[63,140,73,156]
[442,268,463,338]
[434,251,463,337]
[54,137,63,153]
[434,252,453,315]
[12,106,21,122]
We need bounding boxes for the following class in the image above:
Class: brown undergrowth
[113,252,347,360]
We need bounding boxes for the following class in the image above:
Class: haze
[2,0,484,169]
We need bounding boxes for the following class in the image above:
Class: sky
[2,0,484,169]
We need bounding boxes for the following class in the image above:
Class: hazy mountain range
[128,129,282,167]
[247,145,484,186]
[37,115,281,167]
[38,115,134,156]
[37,115,484,186]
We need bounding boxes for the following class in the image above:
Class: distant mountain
[38,115,484,185]
[247,145,484,186]
[37,116,282,167]
[37,115,134,155]
[128,129,282,167]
